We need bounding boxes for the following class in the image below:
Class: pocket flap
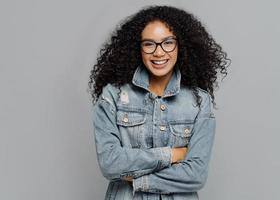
[169,122,194,138]
[116,111,146,126]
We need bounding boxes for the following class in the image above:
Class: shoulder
[195,87,214,118]
[97,83,120,106]
[97,83,133,108]
[196,87,212,104]
[92,84,121,115]
[101,83,120,98]
[180,86,212,105]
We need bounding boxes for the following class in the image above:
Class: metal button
[122,114,128,123]
[160,104,166,111]
[159,126,166,131]
[184,128,190,135]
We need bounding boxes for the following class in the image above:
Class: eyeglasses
[141,37,178,54]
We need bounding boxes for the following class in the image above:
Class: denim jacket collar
[132,64,181,98]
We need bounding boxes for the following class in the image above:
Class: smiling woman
[89,5,230,200]
[141,21,178,97]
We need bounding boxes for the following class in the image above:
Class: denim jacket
[92,64,216,200]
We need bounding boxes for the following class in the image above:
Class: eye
[142,41,155,47]
[163,39,176,45]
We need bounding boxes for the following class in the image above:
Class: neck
[148,70,173,96]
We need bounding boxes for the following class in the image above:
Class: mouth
[151,59,169,65]
[150,59,169,69]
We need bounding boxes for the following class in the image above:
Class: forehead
[141,20,175,40]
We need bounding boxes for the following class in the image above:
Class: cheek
[141,52,150,63]
[170,50,178,63]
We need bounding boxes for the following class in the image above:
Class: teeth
[152,59,168,65]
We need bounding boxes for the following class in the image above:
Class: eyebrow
[141,36,176,42]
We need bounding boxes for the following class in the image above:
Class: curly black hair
[88,5,230,107]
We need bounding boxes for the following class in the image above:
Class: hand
[171,147,188,163]
[123,176,133,182]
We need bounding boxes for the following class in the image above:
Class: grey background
[1,0,279,199]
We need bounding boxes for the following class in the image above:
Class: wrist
[171,148,177,163]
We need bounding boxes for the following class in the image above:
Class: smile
[151,59,168,65]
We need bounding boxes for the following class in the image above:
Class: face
[141,20,178,81]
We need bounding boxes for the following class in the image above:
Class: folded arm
[131,92,216,194]
[92,88,175,181]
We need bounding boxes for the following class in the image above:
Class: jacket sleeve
[92,88,172,181]
[132,91,216,194]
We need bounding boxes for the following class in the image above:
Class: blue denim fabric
[92,64,216,200]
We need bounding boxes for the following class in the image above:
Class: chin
[149,70,173,79]
[148,65,174,78]
[150,71,169,77]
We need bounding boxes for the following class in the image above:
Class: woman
[89,5,230,200]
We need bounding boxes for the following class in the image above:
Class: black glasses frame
[140,37,178,54]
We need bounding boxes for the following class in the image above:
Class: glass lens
[141,41,156,53]
[162,39,177,52]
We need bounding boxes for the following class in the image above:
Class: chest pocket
[168,121,194,147]
[116,110,146,148]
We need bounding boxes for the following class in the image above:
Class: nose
[153,45,165,57]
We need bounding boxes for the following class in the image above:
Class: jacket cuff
[132,175,149,195]
[151,146,172,169]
